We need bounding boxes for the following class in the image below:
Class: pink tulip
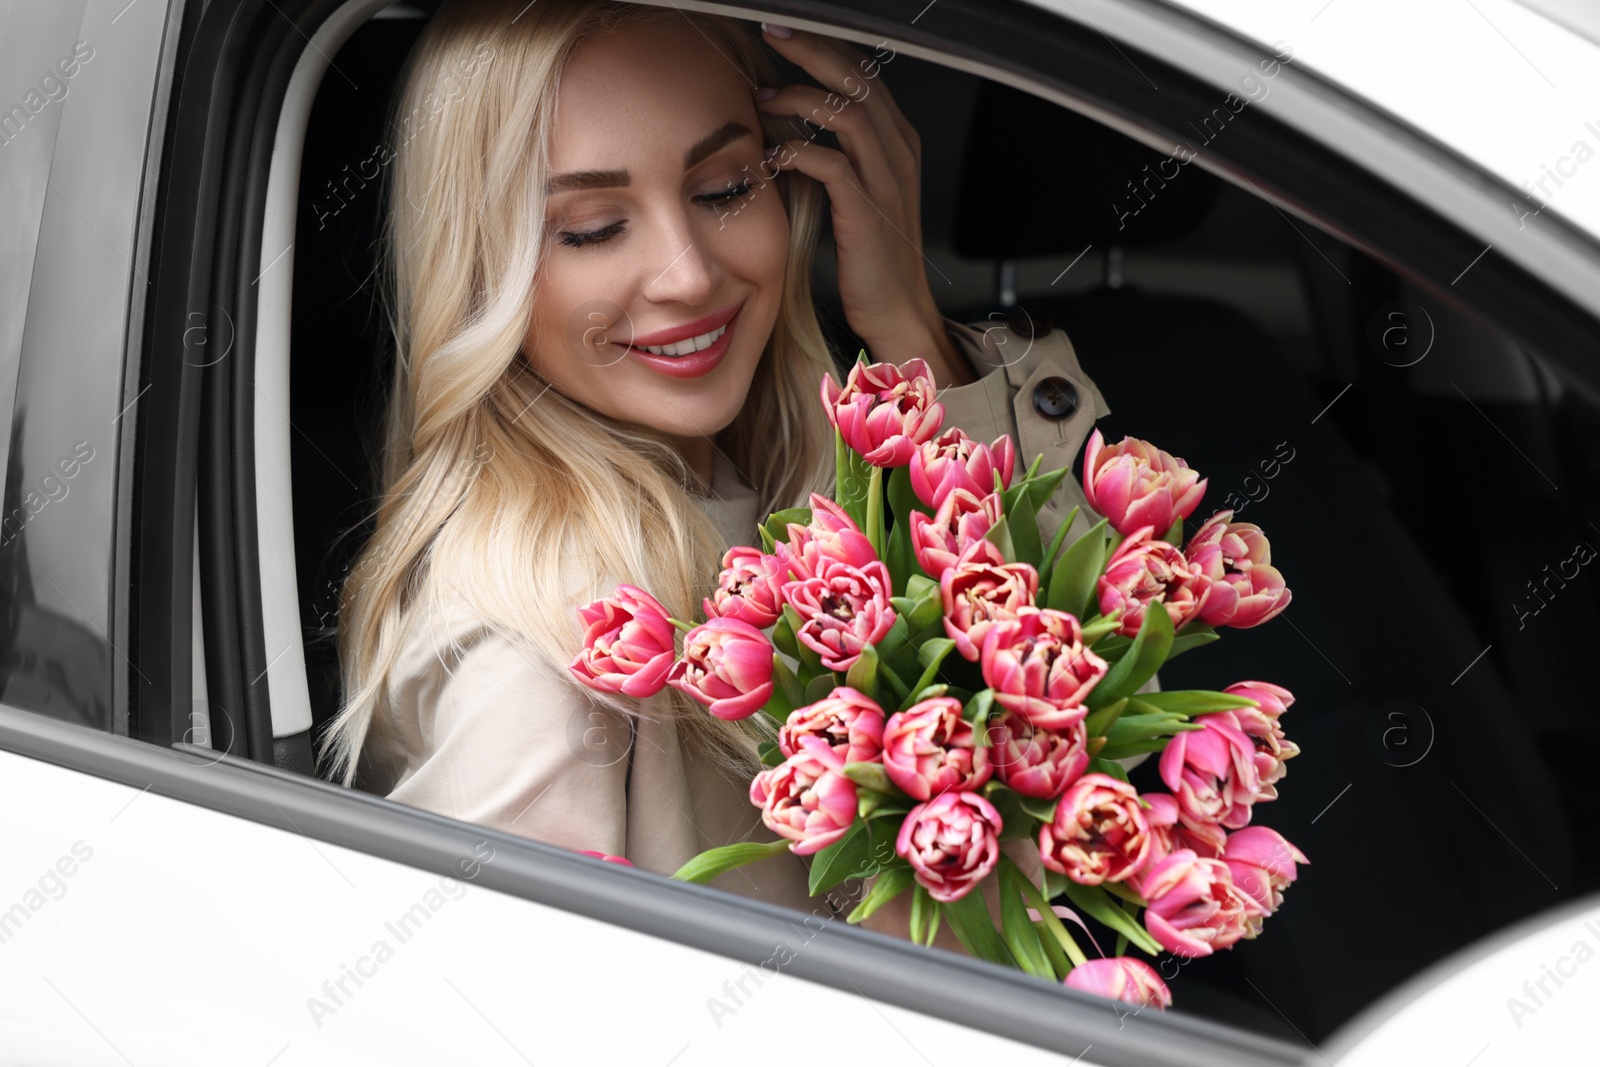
[779,686,886,765]
[1139,849,1255,957]
[1063,958,1173,1010]
[1081,429,1207,538]
[1187,511,1291,628]
[568,584,678,698]
[980,607,1107,730]
[785,558,896,672]
[666,617,775,721]
[909,427,1017,509]
[1142,792,1182,869]
[1160,712,1263,831]
[1141,792,1226,869]
[989,711,1089,799]
[704,545,786,629]
[574,850,635,867]
[749,736,859,855]
[1224,681,1299,798]
[909,488,1003,580]
[895,791,1003,902]
[1039,773,1152,885]
[821,357,945,467]
[1224,826,1308,918]
[776,493,878,581]
[882,697,992,801]
[941,538,1040,661]
[1098,526,1211,638]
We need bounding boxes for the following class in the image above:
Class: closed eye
[558,220,625,249]
[555,177,756,249]
[695,178,753,204]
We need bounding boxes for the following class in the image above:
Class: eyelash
[557,178,756,249]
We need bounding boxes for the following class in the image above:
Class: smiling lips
[618,301,743,379]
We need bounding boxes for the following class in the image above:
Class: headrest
[953,79,1220,259]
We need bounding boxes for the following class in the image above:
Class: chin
[659,400,747,440]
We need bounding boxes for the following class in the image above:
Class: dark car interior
[284,5,1600,1048]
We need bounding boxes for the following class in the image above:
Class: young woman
[318,0,1114,944]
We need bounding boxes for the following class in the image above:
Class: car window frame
[76,0,1600,1061]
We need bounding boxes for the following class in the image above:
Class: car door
[4,0,1598,1063]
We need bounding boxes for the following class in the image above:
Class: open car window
[265,0,1600,1055]
[2,0,1595,1063]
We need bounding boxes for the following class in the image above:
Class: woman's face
[523,22,789,456]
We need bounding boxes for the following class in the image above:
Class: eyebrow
[684,120,755,169]
[544,120,756,195]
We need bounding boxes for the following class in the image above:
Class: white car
[1,0,1596,1063]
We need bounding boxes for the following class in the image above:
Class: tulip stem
[1102,880,1146,907]
[1006,854,1088,968]
[666,617,696,635]
[866,465,885,559]
[878,658,910,704]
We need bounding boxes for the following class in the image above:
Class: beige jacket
[364,317,1118,934]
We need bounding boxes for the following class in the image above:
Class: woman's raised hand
[755,23,974,387]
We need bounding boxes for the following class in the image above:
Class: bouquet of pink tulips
[569,353,1308,1012]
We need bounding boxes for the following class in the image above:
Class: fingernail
[754,86,778,101]
[760,22,794,39]
[762,144,780,163]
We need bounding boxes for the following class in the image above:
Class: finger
[755,84,898,199]
[822,38,921,189]
[760,27,911,178]
[766,138,877,227]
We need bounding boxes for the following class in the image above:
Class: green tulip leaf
[1082,696,1128,740]
[1086,603,1172,708]
[672,838,793,883]
[842,761,898,795]
[1024,465,1072,516]
[1078,611,1123,646]
[941,888,1017,967]
[899,638,957,710]
[1167,622,1221,660]
[1056,880,1162,956]
[804,671,839,705]
[1046,516,1109,619]
[845,643,880,700]
[808,819,874,895]
[962,688,996,733]
[764,506,813,546]
[1016,793,1062,824]
[1003,483,1045,570]
[909,882,937,946]
[997,857,1055,979]
[1088,756,1131,783]
[1133,688,1258,715]
[847,864,916,925]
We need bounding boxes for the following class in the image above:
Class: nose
[640,211,717,308]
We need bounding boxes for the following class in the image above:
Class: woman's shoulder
[389,589,503,688]
[390,555,607,680]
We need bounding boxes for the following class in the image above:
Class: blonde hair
[317,0,837,789]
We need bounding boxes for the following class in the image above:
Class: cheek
[526,260,625,375]
[716,186,790,285]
